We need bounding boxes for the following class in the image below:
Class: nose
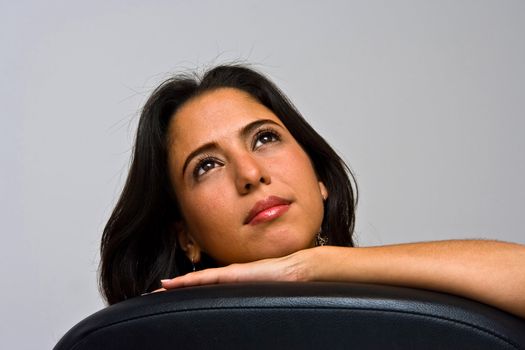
[233,153,271,194]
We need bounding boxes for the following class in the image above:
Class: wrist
[298,246,334,281]
[307,245,361,282]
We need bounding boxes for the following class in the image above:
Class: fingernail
[160,279,170,283]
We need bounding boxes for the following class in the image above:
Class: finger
[160,256,290,289]
[161,270,223,288]
[161,266,239,289]
[140,287,166,296]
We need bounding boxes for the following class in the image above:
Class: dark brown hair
[99,64,357,304]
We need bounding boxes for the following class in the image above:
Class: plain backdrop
[1,1,524,349]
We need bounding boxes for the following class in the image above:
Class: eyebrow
[181,119,282,176]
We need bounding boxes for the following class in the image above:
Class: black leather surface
[55,282,525,349]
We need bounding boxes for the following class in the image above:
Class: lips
[244,196,291,225]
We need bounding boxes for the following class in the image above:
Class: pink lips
[244,196,291,225]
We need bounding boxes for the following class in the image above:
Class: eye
[253,129,281,149]
[193,157,221,178]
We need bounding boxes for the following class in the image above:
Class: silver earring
[315,230,328,246]
[191,257,196,272]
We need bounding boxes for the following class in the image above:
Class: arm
[312,240,525,318]
[161,240,525,318]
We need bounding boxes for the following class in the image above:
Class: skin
[161,88,525,319]
[161,241,525,318]
[167,88,328,265]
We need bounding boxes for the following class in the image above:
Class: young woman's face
[168,88,327,265]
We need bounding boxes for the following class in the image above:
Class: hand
[161,249,313,289]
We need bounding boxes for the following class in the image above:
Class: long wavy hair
[99,64,357,305]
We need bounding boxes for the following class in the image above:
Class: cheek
[270,147,325,230]
[275,147,319,190]
[179,187,236,247]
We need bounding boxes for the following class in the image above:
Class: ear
[318,181,329,201]
[175,222,202,263]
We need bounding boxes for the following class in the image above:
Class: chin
[262,238,312,259]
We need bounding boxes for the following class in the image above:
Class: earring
[191,257,196,272]
[315,230,328,246]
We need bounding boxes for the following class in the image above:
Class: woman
[100,64,525,318]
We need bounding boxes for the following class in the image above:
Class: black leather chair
[55,282,525,349]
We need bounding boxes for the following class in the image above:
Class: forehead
[168,88,283,156]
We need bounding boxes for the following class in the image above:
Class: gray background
[1,1,524,349]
